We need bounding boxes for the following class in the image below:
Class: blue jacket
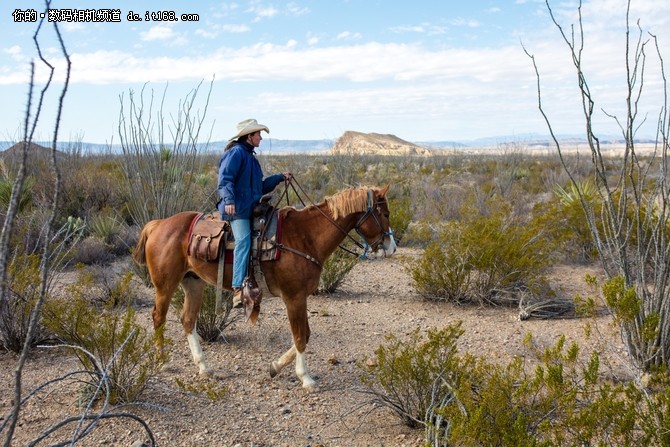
[217,142,284,220]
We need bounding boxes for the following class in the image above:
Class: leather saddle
[187,198,281,264]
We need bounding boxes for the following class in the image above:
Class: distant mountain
[0,139,335,155]
[0,134,660,156]
[0,141,68,176]
[331,131,433,156]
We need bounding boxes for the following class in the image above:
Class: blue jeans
[230,218,251,289]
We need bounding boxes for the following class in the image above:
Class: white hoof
[302,375,317,391]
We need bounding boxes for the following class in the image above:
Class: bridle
[274,178,393,262]
[352,189,394,259]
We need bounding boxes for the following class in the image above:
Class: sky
[1,0,670,147]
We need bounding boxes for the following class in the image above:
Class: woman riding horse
[133,184,396,390]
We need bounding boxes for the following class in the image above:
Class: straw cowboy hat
[229,118,270,141]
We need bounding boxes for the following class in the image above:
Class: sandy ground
[0,247,630,447]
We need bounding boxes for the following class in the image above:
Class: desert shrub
[360,325,670,446]
[42,277,165,404]
[88,210,123,244]
[8,208,51,256]
[0,254,54,352]
[414,180,469,223]
[0,174,34,214]
[359,324,471,428]
[401,221,439,247]
[87,209,135,256]
[410,201,555,305]
[318,247,359,294]
[58,159,126,222]
[387,194,411,243]
[118,82,212,227]
[410,242,471,304]
[71,236,114,265]
[72,266,139,308]
[543,179,600,262]
[171,284,239,342]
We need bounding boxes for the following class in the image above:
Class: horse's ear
[379,183,390,197]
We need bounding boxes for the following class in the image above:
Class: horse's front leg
[272,295,316,390]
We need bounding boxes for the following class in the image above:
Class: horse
[132,184,397,390]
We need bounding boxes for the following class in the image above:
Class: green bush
[318,247,359,294]
[42,275,165,404]
[524,180,601,263]
[171,284,239,342]
[360,324,670,446]
[387,194,412,242]
[71,236,115,265]
[410,201,555,305]
[0,174,34,213]
[86,209,135,256]
[0,254,54,352]
[359,324,471,428]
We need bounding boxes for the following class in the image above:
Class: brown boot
[232,288,243,309]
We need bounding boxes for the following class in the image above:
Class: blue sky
[1,0,669,146]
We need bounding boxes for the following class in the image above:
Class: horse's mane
[277,186,373,219]
[325,186,371,219]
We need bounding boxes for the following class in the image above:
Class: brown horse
[132,185,396,390]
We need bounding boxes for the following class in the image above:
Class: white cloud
[286,2,310,16]
[222,24,251,33]
[141,26,175,42]
[390,24,426,33]
[195,28,219,39]
[336,31,362,40]
[249,5,278,21]
[390,23,447,35]
[4,45,23,60]
[62,22,86,32]
[449,17,480,28]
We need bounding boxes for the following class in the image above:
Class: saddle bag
[188,212,229,262]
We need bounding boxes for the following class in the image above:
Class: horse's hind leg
[270,345,296,378]
[181,275,210,376]
[151,275,181,358]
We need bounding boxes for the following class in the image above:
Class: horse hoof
[199,368,212,377]
[302,376,317,391]
[269,362,279,378]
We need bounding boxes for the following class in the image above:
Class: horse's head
[354,184,397,257]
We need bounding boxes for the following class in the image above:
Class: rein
[274,178,389,261]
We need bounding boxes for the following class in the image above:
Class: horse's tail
[133,219,161,265]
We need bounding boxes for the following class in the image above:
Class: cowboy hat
[229,119,270,141]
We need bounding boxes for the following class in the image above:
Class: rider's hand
[225,204,235,215]
[283,172,293,181]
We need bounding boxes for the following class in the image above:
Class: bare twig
[526,0,670,370]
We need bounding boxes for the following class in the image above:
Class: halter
[353,189,394,259]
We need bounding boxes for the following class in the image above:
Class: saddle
[187,202,282,264]
[186,200,282,324]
